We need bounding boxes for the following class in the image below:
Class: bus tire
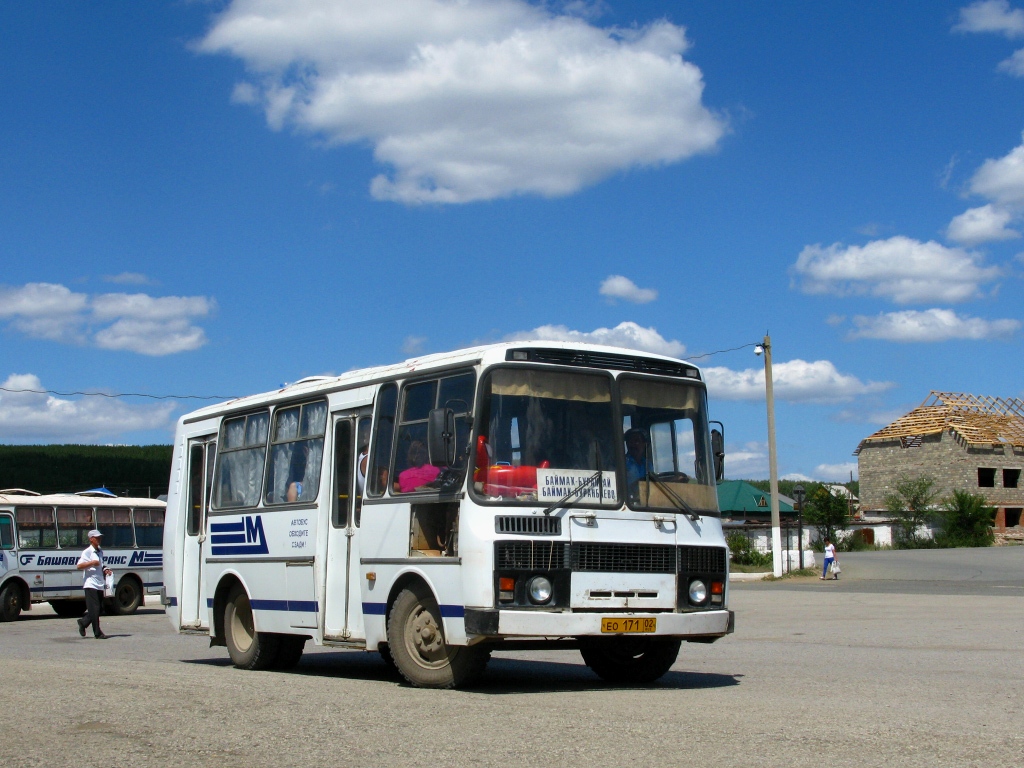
[50,599,87,618]
[580,637,681,684]
[0,582,23,621]
[112,576,143,615]
[272,635,306,670]
[223,584,279,670]
[386,583,489,689]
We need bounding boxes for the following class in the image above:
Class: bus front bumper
[464,608,734,639]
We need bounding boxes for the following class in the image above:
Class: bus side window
[355,417,370,526]
[368,383,398,497]
[213,411,270,509]
[16,506,56,549]
[57,507,94,549]
[97,507,134,548]
[134,508,165,548]
[187,444,205,536]
[0,515,14,549]
[332,420,353,528]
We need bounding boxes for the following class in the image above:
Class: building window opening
[1005,508,1022,527]
[978,468,996,488]
[1003,468,1020,489]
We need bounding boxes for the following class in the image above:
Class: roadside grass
[762,568,818,581]
[730,563,772,573]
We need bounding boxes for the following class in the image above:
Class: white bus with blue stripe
[0,490,165,621]
[163,342,733,688]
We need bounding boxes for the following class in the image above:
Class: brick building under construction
[856,391,1024,529]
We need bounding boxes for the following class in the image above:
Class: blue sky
[1,1,1023,482]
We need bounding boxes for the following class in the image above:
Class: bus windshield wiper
[542,470,602,516]
[646,475,700,521]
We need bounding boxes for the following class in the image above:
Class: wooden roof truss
[855,391,1024,453]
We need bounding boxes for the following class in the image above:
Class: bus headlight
[527,576,553,604]
[688,579,708,605]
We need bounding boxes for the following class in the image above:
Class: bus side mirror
[711,426,725,483]
[427,408,456,467]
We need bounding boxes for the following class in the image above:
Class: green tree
[935,490,995,548]
[803,486,850,545]
[884,475,938,547]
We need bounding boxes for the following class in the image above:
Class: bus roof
[0,491,165,508]
[178,340,704,424]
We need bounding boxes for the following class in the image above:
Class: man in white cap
[76,529,112,639]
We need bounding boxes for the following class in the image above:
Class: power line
[679,344,761,362]
[0,386,235,401]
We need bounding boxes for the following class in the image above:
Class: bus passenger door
[180,437,215,629]
[324,411,369,640]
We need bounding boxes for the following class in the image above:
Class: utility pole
[759,334,783,577]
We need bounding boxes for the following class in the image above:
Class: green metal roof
[717,480,795,514]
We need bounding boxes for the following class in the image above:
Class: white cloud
[953,1,1024,37]
[946,204,1020,244]
[402,335,428,354]
[997,47,1024,74]
[199,0,725,204]
[780,472,814,482]
[792,236,1001,304]
[849,308,1020,342]
[722,442,768,479]
[704,359,893,404]
[812,462,858,482]
[834,406,909,426]
[0,283,214,355]
[599,275,658,304]
[969,133,1024,206]
[504,321,685,357]
[0,374,175,443]
[103,272,155,286]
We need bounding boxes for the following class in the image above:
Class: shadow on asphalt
[182,651,743,693]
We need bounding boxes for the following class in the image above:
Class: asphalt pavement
[1,547,1022,768]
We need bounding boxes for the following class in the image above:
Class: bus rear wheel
[387,583,489,689]
[50,599,87,618]
[580,637,681,684]
[0,582,23,621]
[223,584,280,670]
[111,577,143,615]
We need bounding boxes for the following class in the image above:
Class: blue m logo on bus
[129,550,163,567]
[210,516,269,556]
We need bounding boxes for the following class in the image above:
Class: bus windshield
[475,368,618,504]
[619,376,718,514]
[473,368,719,514]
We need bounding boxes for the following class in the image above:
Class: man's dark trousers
[78,587,104,637]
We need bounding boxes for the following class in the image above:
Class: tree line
[0,445,173,497]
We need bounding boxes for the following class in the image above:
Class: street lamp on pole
[756,334,783,578]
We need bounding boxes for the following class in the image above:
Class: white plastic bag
[831,560,841,576]
[103,572,114,598]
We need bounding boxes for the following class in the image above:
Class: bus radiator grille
[495,541,567,570]
[678,546,728,574]
[495,515,562,536]
[570,543,676,574]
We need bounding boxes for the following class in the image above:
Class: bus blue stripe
[210,522,245,533]
[361,602,464,618]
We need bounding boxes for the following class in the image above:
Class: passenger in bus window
[624,428,650,498]
[397,440,440,493]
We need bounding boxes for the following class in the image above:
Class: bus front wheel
[386,584,489,689]
[0,582,23,621]
[580,637,681,684]
[223,584,280,670]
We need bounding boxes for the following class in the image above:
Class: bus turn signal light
[711,581,724,595]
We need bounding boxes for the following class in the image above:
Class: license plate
[601,617,656,634]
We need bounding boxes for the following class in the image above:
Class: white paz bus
[163,342,733,687]
[0,490,165,621]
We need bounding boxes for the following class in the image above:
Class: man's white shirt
[78,544,105,590]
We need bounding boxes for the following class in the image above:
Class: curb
[729,571,772,581]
